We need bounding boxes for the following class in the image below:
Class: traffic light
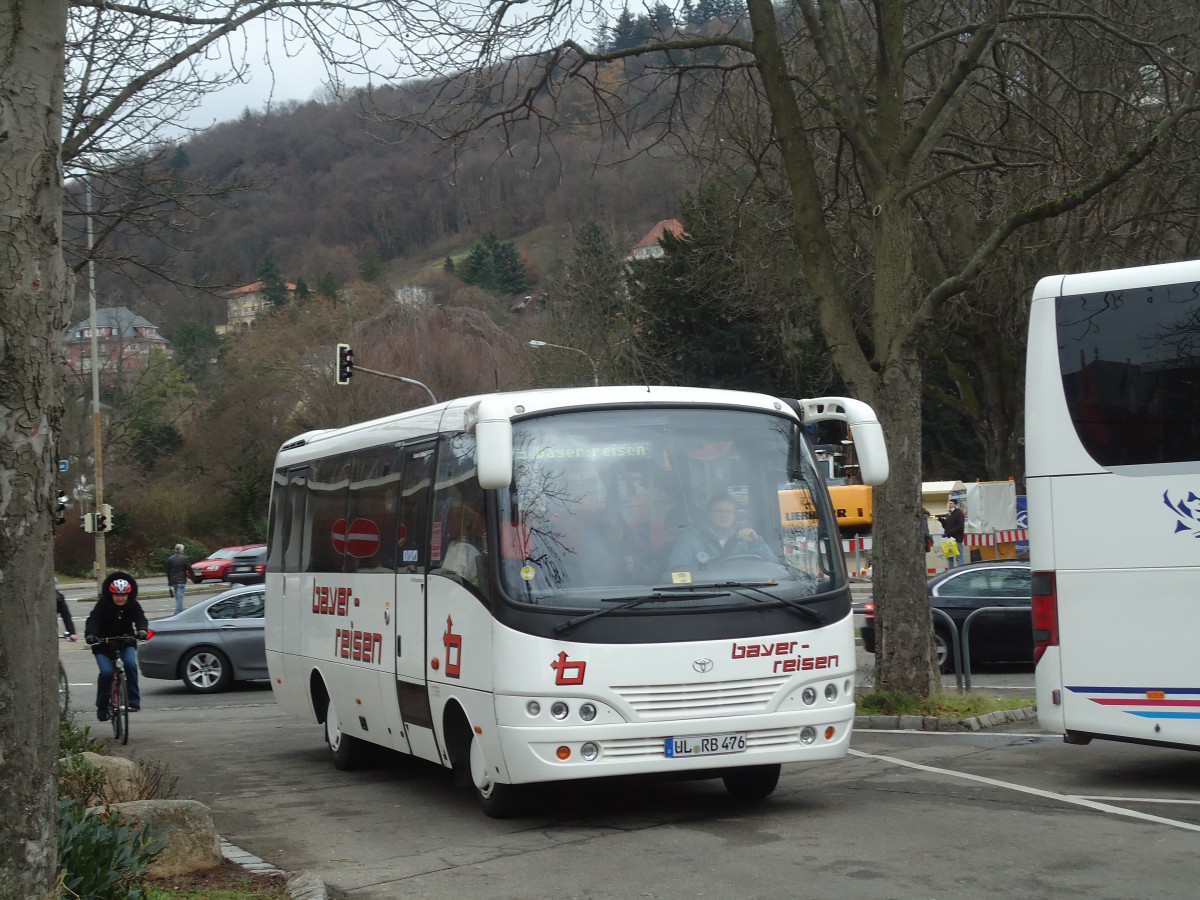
[81,513,95,533]
[95,504,112,533]
[336,343,354,385]
[55,492,68,527]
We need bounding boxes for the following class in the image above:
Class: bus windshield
[497,407,842,609]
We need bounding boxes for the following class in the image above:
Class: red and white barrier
[960,530,1027,547]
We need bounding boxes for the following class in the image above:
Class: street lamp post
[527,340,599,386]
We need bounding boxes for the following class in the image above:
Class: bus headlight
[801,687,817,705]
[550,701,569,720]
[824,683,838,701]
[526,701,541,717]
[579,703,597,721]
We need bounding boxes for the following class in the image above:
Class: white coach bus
[1027,260,1200,751]
[265,386,888,814]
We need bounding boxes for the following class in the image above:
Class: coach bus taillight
[1031,571,1058,664]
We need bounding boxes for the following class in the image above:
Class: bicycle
[93,636,141,744]
[58,660,69,715]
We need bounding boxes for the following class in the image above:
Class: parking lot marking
[849,748,1200,833]
[1074,796,1200,806]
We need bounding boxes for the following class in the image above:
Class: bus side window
[395,442,436,574]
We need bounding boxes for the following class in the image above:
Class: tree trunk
[870,356,940,695]
[0,2,71,896]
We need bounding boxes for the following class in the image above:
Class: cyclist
[84,572,148,721]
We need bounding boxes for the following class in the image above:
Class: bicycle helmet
[110,578,132,595]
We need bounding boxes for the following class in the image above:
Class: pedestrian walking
[166,543,191,614]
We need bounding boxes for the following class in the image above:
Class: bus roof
[274,385,796,465]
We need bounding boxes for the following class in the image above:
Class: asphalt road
[58,587,1199,899]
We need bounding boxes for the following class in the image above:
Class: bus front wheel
[722,764,780,800]
[326,700,365,771]
[469,734,523,818]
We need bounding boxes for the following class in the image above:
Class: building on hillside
[627,218,685,261]
[218,280,298,335]
[395,285,434,307]
[63,307,171,384]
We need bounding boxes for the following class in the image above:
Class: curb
[854,705,1038,732]
[221,838,327,900]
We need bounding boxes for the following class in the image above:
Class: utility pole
[87,179,106,584]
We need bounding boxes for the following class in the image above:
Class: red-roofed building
[217,281,298,335]
[627,218,685,260]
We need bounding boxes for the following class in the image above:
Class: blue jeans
[95,645,141,710]
[173,581,186,614]
[947,548,963,568]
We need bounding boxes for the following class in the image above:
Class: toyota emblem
[693,657,713,673]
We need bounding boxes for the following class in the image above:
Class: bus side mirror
[851,422,888,485]
[470,398,513,489]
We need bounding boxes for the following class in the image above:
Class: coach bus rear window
[497,407,843,609]
[1057,281,1200,467]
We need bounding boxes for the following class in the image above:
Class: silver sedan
[139,584,267,693]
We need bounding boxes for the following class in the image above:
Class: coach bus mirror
[851,422,888,485]
[473,400,513,489]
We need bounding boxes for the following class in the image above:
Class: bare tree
[383,0,1200,696]
[0,2,412,894]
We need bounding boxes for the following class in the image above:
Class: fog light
[824,683,838,701]
[801,687,817,705]
[800,726,817,745]
[526,701,541,717]
[580,742,599,761]
[579,703,597,721]
[551,701,569,720]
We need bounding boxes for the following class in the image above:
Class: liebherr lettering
[730,640,838,673]
[311,583,383,666]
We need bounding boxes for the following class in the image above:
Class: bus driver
[668,495,774,572]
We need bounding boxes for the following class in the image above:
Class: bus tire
[326,700,365,771]
[722,764,780,800]
[470,734,523,818]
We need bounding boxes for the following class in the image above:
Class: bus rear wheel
[721,764,780,800]
[469,734,523,818]
[326,701,365,771]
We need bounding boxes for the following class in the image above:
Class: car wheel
[934,628,953,673]
[470,733,524,817]
[326,700,366,771]
[722,764,781,800]
[181,647,233,693]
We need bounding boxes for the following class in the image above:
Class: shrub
[58,798,165,900]
[60,710,105,756]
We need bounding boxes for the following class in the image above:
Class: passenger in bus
[439,503,485,585]
[668,495,775,571]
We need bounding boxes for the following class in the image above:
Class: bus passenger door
[389,441,439,763]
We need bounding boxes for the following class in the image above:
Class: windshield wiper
[656,581,824,623]
[553,590,728,636]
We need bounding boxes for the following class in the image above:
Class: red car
[190,544,266,584]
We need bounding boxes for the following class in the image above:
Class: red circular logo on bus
[331,518,381,558]
[346,518,380,558]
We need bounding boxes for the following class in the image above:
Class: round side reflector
[556,746,571,760]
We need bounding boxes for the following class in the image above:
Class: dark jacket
[85,571,148,654]
[938,506,965,542]
[166,551,191,586]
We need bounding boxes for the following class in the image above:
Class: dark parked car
[139,584,266,692]
[859,560,1032,671]
[223,546,267,584]
[190,543,266,583]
